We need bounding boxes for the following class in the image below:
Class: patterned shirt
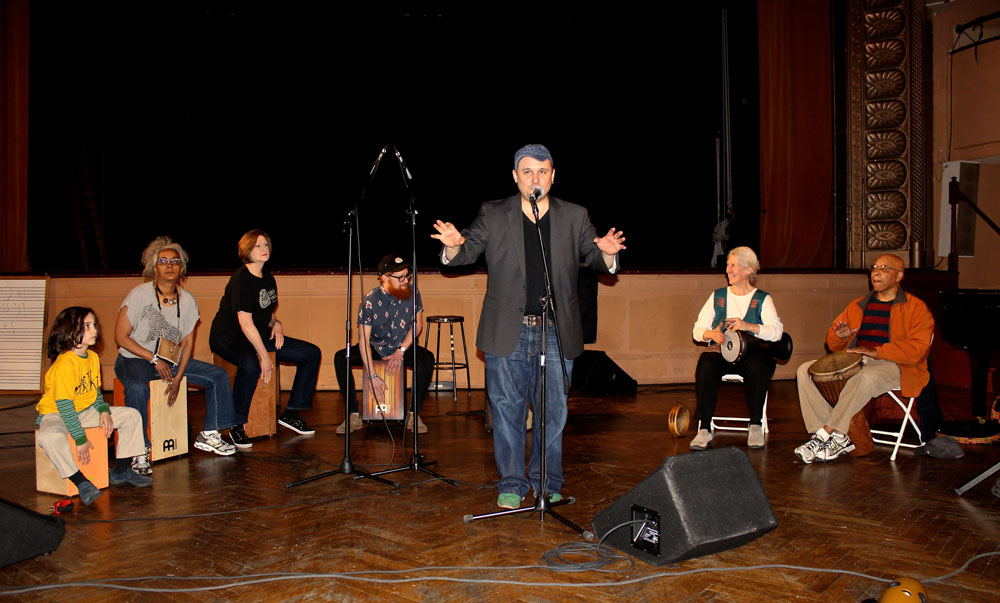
[358,285,423,356]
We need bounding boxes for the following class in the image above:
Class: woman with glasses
[114,236,239,475]
[209,230,322,446]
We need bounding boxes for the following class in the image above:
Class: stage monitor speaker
[592,448,776,566]
[0,498,65,568]
[571,350,637,395]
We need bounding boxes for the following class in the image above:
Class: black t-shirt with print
[210,265,278,341]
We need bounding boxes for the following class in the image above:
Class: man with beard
[334,255,435,434]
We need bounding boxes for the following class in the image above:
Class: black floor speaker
[592,448,776,566]
[0,498,65,568]
[571,350,637,395]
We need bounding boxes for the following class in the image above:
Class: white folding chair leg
[870,390,923,461]
[710,375,768,434]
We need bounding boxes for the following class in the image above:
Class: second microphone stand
[366,147,457,487]
[286,147,399,490]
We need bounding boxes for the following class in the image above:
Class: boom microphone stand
[366,147,457,487]
[287,146,399,489]
[464,187,592,539]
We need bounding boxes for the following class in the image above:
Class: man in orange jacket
[794,254,934,463]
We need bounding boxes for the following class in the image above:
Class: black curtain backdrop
[26,2,763,273]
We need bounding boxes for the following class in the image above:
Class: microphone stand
[463,191,592,539]
[287,146,399,489]
[366,147,457,487]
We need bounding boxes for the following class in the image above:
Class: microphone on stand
[370,145,388,177]
[395,147,413,181]
[529,186,545,218]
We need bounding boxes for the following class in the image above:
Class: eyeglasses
[156,258,183,266]
[385,272,411,282]
[870,264,901,273]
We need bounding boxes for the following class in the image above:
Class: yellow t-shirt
[36,350,102,416]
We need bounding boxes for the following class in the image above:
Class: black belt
[522,315,543,327]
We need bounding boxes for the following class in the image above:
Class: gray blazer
[444,195,614,359]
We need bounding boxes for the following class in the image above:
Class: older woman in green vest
[689,246,784,450]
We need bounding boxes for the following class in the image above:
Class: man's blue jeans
[114,354,237,448]
[485,324,573,498]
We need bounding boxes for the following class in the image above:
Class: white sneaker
[816,433,855,462]
[194,430,236,456]
[131,449,152,476]
[690,429,713,451]
[794,434,828,464]
[747,424,765,449]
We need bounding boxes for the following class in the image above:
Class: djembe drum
[808,351,874,456]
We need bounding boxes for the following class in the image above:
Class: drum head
[721,330,745,363]
[808,351,862,379]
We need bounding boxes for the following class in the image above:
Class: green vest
[711,287,769,329]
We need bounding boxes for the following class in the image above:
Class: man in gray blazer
[432,144,626,509]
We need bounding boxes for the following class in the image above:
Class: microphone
[395,147,413,181]
[529,186,545,203]
[369,145,388,177]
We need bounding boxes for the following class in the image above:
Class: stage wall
[43,272,870,391]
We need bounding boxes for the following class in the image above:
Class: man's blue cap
[514,144,553,170]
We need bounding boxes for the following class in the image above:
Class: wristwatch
[399,345,407,354]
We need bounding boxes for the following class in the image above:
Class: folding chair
[707,374,769,434]
[869,388,922,461]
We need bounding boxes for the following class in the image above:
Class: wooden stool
[424,315,471,400]
[356,360,407,421]
[213,352,278,439]
[113,377,189,461]
[36,427,110,496]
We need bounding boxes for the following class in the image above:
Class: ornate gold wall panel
[846,0,929,267]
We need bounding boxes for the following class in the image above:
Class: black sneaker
[109,466,153,488]
[228,424,252,449]
[278,413,315,435]
[78,480,103,506]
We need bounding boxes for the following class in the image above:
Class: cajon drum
[213,352,278,438]
[36,427,110,496]
[360,360,406,421]
[113,377,190,461]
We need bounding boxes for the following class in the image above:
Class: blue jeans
[114,354,237,447]
[209,332,321,423]
[485,324,573,498]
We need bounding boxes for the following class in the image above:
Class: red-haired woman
[209,230,322,447]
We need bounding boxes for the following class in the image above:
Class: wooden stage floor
[1,381,999,601]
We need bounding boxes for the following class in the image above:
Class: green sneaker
[497,493,522,509]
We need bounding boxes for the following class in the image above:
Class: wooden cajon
[213,352,278,438]
[113,377,190,461]
[36,427,110,496]
[357,360,406,421]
